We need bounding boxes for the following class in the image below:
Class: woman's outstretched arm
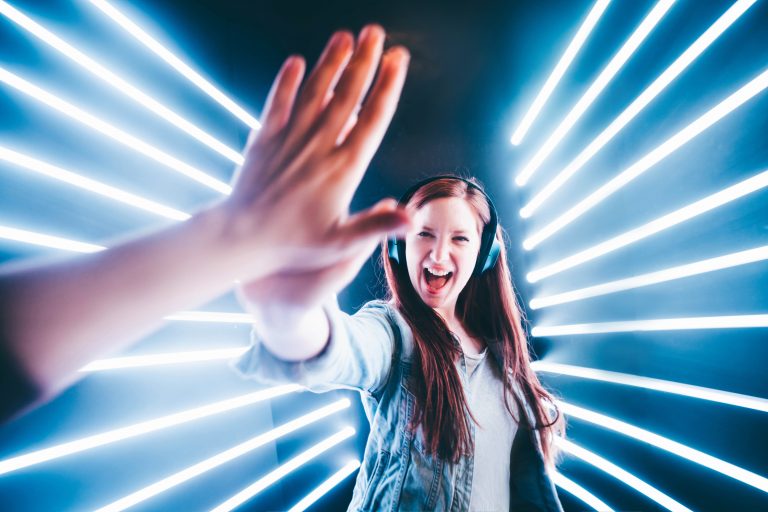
[0,24,410,416]
[238,25,411,363]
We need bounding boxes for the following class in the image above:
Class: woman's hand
[214,25,411,282]
[238,198,406,311]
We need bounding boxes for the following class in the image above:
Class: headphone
[387,176,501,276]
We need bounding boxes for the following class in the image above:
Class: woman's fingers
[284,31,354,142]
[338,46,409,186]
[315,24,385,148]
[336,199,410,254]
[259,56,306,140]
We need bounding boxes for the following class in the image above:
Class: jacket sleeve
[232,299,397,397]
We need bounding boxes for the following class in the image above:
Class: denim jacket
[235,300,563,512]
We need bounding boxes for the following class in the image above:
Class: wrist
[192,200,275,282]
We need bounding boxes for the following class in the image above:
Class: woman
[236,175,564,511]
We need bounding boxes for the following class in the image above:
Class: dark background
[1,0,767,510]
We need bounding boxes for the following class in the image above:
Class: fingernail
[359,24,383,43]
[329,31,344,48]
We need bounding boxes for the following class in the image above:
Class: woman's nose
[430,237,450,262]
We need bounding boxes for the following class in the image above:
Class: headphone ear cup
[481,238,501,274]
[387,237,400,263]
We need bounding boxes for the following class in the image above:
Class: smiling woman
[236,175,564,511]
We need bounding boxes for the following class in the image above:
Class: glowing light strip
[560,401,768,493]
[164,311,252,324]
[523,68,768,250]
[514,0,676,187]
[520,0,757,217]
[88,0,261,130]
[552,472,614,511]
[80,347,249,371]
[532,314,768,337]
[287,460,362,512]
[556,438,692,512]
[0,67,232,194]
[95,399,350,512]
[510,0,612,146]
[0,224,105,253]
[0,1,243,164]
[530,245,768,308]
[0,146,190,221]
[210,427,356,512]
[0,385,301,476]
[527,169,768,282]
[533,362,768,413]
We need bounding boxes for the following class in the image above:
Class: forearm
[0,202,255,396]
[247,302,330,362]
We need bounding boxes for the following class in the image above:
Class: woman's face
[405,197,483,316]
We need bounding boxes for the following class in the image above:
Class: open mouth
[423,268,453,293]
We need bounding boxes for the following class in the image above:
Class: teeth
[425,267,451,277]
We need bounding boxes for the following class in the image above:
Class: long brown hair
[381,176,562,464]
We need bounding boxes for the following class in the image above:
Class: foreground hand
[238,198,405,310]
[216,25,410,281]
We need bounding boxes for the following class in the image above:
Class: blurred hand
[216,25,410,283]
[238,198,404,310]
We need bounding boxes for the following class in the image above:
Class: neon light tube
[530,245,768,308]
[0,67,232,194]
[527,168,768,282]
[210,427,356,512]
[0,224,105,253]
[523,67,768,250]
[80,347,249,371]
[559,401,768,493]
[88,0,261,130]
[520,0,758,217]
[0,146,190,221]
[514,0,676,186]
[556,438,692,512]
[552,472,614,511]
[0,385,301,476]
[510,0,612,146]
[94,399,350,512]
[0,1,243,164]
[164,311,253,324]
[532,314,768,337]
[287,460,362,512]
[532,362,768,413]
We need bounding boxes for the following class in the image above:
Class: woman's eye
[418,232,433,238]
[454,236,469,242]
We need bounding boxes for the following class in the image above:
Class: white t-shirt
[463,349,518,511]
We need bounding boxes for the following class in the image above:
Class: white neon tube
[0,224,105,253]
[530,245,768,308]
[532,314,768,337]
[210,427,357,512]
[0,1,243,165]
[523,67,768,250]
[520,0,758,217]
[556,438,692,512]
[527,168,768,282]
[80,347,249,371]
[164,311,253,324]
[532,362,768,413]
[0,146,190,221]
[0,385,301,476]
[514,0,676,187]
[95,399,351,512]
[510,0,612,146]
[559,401,768,493]
[552,472,614,511]
[287,460,362,512]
[0,67,232,194]
[88,0,261,130]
